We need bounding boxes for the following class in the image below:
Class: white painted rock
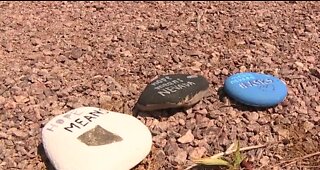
[42,107,152,170]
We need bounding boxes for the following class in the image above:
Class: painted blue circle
[224,72,288,107]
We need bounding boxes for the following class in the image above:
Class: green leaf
[233,140,244,168]
[193,157,231,166]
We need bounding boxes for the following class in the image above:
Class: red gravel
[0,2,319,170]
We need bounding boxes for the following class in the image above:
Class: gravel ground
[0,1,319,170]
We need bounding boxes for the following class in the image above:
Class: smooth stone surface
[136,74,209,111]
[42,107,152,170]
[224,72,288,107]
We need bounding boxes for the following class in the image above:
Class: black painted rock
[136,74,209,111]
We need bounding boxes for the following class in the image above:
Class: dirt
[0,1,319,170]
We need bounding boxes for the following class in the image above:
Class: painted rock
[224,72,288,107]
[136,74,209,111]
[42,107,152,170]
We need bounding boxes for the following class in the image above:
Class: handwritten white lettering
[151,76,172,86]
[158,90,171,97]
[239,79,273,89]
[230,75,255,84]
[157,81,196,96]
[154,78,183,90]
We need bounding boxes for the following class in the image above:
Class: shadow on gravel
[133,87,271,118]
[190,165,226,170]
[132,106,188,119]
[217,87,271,112]
[132,86,274,118]
[37,143,56,170]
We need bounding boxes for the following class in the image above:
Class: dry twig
[277,151,320,167]
[185,144,267,170]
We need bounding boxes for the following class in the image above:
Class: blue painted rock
[136,74,209,111]
[42,107,152,170]
[224,72,287,107]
